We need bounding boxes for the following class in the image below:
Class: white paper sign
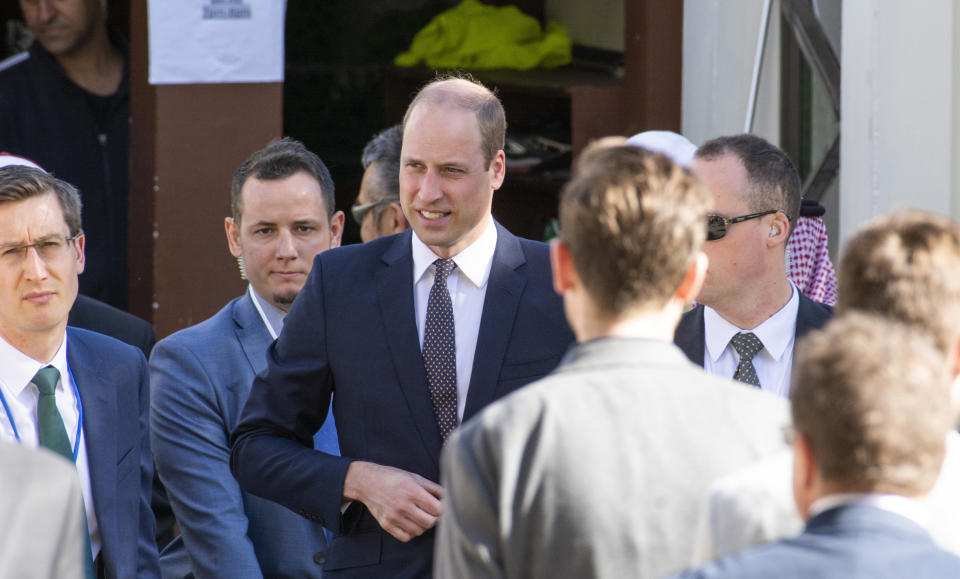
[149,0,287,85]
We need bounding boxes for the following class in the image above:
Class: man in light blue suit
[0,166,159,578]
[150,138,344,578]
[669,314,960,579]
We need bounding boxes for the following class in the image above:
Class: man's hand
[343,461,443,542]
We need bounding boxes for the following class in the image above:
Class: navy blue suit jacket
[151,293,337,578]
[231,225,574,578]
[67,327,160,578]
[674,293,832,367]
[668,503,960,578]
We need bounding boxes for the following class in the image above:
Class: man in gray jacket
[436,142,790,578]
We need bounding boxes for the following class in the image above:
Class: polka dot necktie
[423,259,458,440]
[730,332,763,388]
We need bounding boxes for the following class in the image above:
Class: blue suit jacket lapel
[376,231,442,464]
[463,223,527,421]
[233,292,340,455]
[66,329,117,552]
[232,292,272,377]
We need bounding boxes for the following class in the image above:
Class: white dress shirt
[412,217,497,421]
[0,332,100,559]
[703,283,800,398]
[808,493,929,528]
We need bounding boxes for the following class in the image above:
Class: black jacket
[674,293,833,367]
[0,36,130,309]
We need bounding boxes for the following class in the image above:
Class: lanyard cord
[249,285,280,340]
[0,364,83,462]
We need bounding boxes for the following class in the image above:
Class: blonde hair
[558,145,709,315]
[792,313,953,495]
[838,210,960,355]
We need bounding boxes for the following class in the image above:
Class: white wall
[682,0,781,147]
[954,1,960,218]
[839,0,960,245]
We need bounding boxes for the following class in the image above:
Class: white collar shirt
[0,331,100,558]
[412,218,497,421]
[809,493,929,529]
[703,283,800,398]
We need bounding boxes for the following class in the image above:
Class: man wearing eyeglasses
[150,138,343,578]
[352,125,409,243]
[0,165,160,578]
[674,134,831,398]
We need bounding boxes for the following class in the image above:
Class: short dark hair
[559,144,710,315]
[231,137,335,223]
[792,313,953,496]
[695,134,801,235]
[361,125,403,222]
[0,166,83,235]
[402,75,506,167]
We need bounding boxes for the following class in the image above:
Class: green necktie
[33,366,73,460]
[33,366,96,579]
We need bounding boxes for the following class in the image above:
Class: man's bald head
[402,76,506,167]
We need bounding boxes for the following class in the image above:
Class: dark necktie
[34,366,73,460]
[730,332,763,387]
[423,258,458,440]
[32,366,96,579]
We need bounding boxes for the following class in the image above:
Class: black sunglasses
[350,199,395,225]
[706,209,789,241]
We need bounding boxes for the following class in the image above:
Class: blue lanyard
[0,364,83,463]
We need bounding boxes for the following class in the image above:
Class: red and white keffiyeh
[788,216,837,306]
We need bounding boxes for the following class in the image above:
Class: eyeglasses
[0,231,82,266]
[706,210,790,241]
[351,199,395,225]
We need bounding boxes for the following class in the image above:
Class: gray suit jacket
[0,441,87,578]
[436,337,790,579]
[151,293,335,578]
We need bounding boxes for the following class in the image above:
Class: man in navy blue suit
[151,138,343,577]
[669,314,960,579]
[231,77,574,578]
[0,165,159,578]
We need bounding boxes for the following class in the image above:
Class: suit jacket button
[314,552,325,566]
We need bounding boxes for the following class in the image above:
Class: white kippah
[625,131,697,168]
[0,153,46,171]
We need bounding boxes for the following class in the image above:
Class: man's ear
[73,233,86,275]
[329,211,345,249]
[767,211,792,247]
[225,217,243,258]
[550,238,577,297]
[676,252,708,305]
[792,431,819,520]
[489,150,506,191]
[949,337,960,421]
[383,202,408,235]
